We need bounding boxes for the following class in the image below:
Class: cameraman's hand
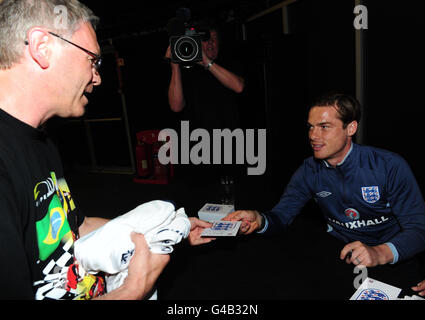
[165,45,172,60]
[197,47,211,68]
[165,45,179,68]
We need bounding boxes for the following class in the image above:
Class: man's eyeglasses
[25,31,102,71]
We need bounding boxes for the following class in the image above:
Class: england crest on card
[361,186,380,204]
[358,289,389,300]
[350,277,401,300]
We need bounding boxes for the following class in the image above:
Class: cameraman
[165,22,245,131]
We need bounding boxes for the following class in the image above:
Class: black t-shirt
[180,56,243,131]
[0,109,105,300]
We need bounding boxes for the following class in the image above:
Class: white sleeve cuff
[385,242,399,264]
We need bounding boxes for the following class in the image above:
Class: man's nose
[92,68,102,86]
[309,127,319,140]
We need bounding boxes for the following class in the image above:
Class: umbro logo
[316,191,332,198]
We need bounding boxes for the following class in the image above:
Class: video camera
[166,8,210,66]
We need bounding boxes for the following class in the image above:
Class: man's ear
[26,28,51,69]
[347,121,358,137]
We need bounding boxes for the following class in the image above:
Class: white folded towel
[74,200,191,295]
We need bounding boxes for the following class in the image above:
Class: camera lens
[174,36,199,62]
[180,42,194,57]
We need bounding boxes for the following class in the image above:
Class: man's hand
[223,210,262,235]
[197,47,211,68]
[164,45,172,60]
[96,233,169,300]
[411,280,425,297]
[121,233,170,299]
[188,217,215,246]
[340,241,394,267]
[164,45,179,67]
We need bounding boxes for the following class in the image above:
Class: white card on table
[201,221,241,237]
[350,277,402,300]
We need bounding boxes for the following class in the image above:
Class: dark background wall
[362,0,425,193]
[48,0,425,202]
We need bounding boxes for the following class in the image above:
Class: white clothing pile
[74,200,190,294]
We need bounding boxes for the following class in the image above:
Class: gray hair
[0,0,99,70]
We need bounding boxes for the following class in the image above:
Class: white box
[198,203,235,222]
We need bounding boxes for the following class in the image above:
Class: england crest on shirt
[361,186,380,204]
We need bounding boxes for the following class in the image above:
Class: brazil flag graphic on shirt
[36,193,71,261]
[33,172,105,299]
[35,172,73,261]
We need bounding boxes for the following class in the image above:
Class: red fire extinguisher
[135,140,152,178]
